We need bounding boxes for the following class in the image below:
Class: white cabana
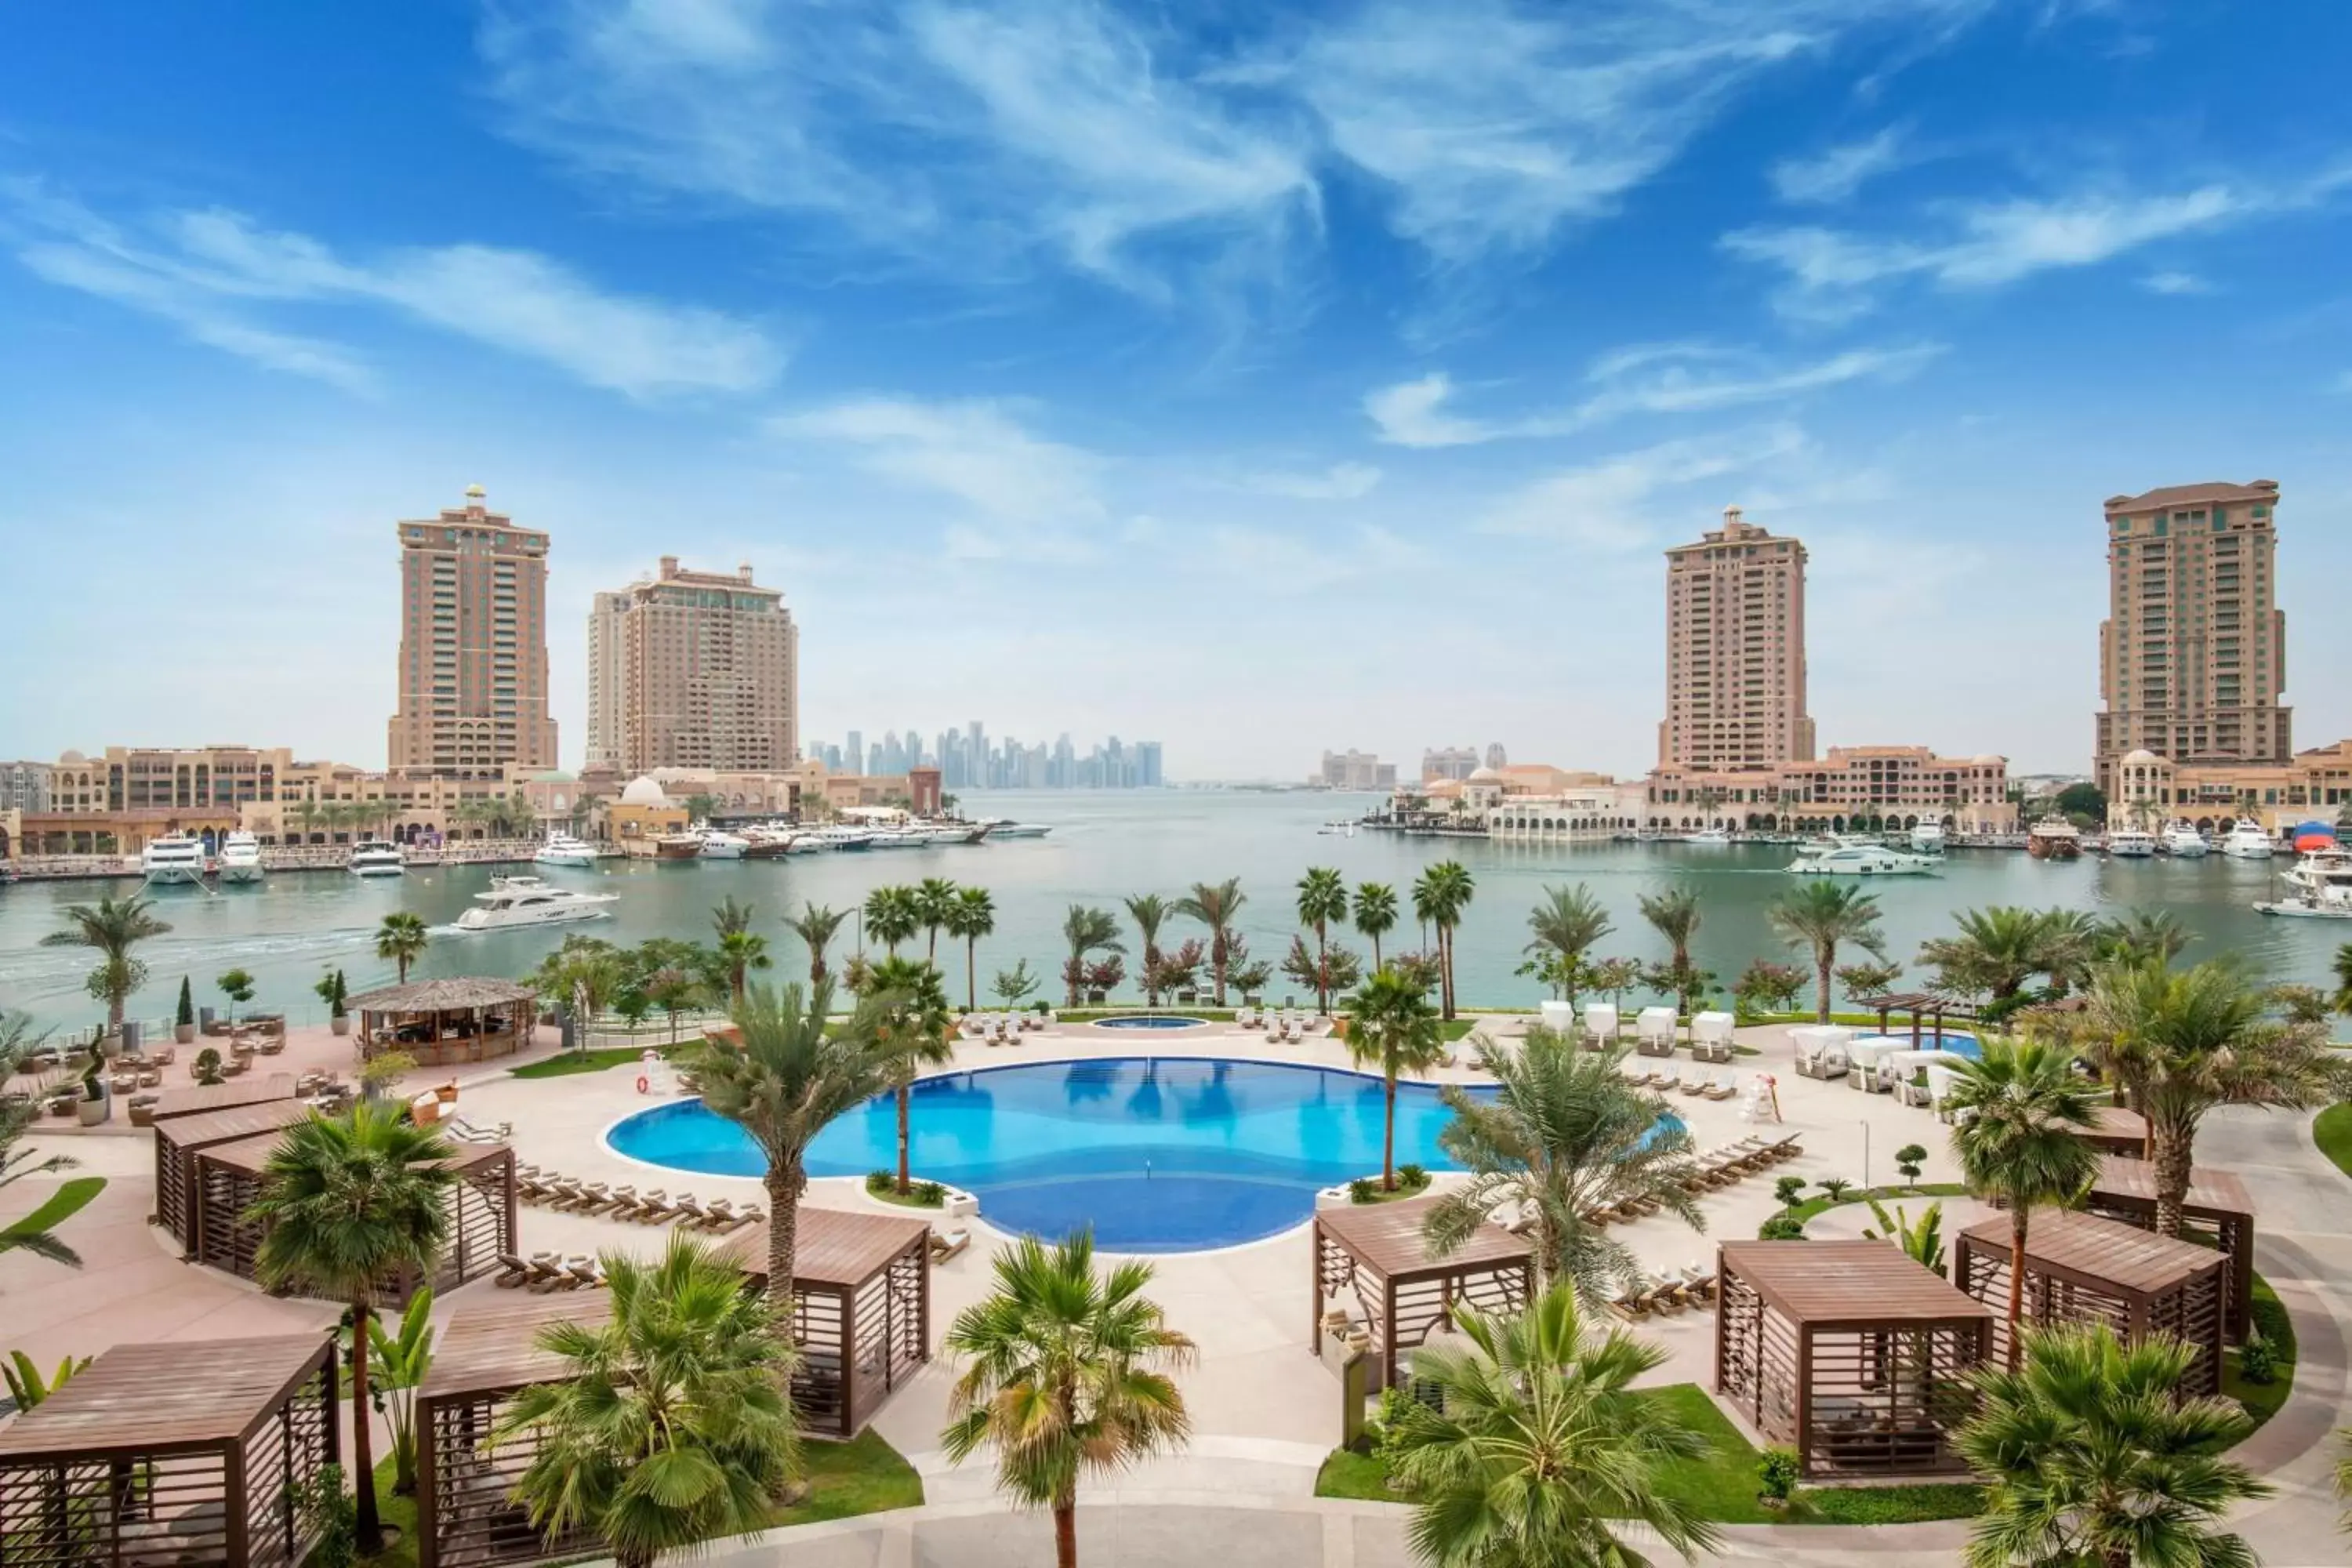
[1691,1011,1737,1062]
[1877,1048,1959,1101]
[1635,1006,1679,1056]
[1584,1003,1621,1047]
[1540,1000,1576,1037]
[1789,1025,1850,1069]
[1846,1036,1910,1090]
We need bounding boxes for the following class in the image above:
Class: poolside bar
[348,978,540,1069]
[721,1207,935,1436]
[1954,1208,2227,1395]
[2082,1156,2257,1341]
[1310,1194,1534,1391]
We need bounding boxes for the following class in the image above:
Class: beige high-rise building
[589,556,799,776]
[1659,506,1813,771]
[387,486,557,780]
[2094,480,2290,796]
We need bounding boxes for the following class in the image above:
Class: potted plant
[174,977,197,1045]
[76,1042,110,1126]
[317,969,350,1037]
[194,1047,224,1086]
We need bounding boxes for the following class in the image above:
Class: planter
[76,1094,110,1127]
[174,1023,196,1046]
[330,1015,350,1037]
[434,1083,459,1105]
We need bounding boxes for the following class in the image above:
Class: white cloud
[1770,125,1911,205]
[769,397,1106,526]
[2140,269,2211,295]
[1478,425,1809,545]
[1364,372,1493,447]
[1239,461,1383,500]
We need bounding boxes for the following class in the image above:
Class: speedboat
[978,819,1052,839]
[535,832,600,867]
[2255,846,2352,919]
[2104,827,2158,858]
[141,833,209,886]
[695,827,750,860]
[1908,822,1947,854]
[2220,818,2275,859]
[2161,822,2210,858]
[455,874,618,931]
[349,840,406,877]
[1683,826,1733,846]
[2027,816,2082,861]
[1785,837,1942,876]
[216,831,265,884]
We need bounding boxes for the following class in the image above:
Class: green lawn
[1785,1182,1968,1226]
[358,1457,419,1568]
[1315,1446,1392,1501]
[510,1046,667,1080]
[2223,1274,2299,1433]
[1346,1174,1435,1206]
[1,1175,107,1243]
[2314,1102,2352,1178]
[1439,1019,1479,1042]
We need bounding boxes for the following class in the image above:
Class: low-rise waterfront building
[0,760,53,815]
[1647,745,2016,834]
[2109,739,2352,831]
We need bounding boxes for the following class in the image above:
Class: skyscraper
[587,556,799,775]
[583,590,628,770]
[1658,506,1813,772]
[846,731,864,775]
[387,485,557,779]
[2094,481,2289,793]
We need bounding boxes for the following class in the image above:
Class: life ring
[636,1074,650,1094]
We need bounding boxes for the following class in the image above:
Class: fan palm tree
[863,885,919,957]
[1124,893,1171,1005]
[1422,1028,1702,1305]
[375,910,430,985]
[1918,906,2071,1003]
[1060,905,1124,1007]
[1412,861,1475,1020]
[861,956,956,1192]
[1944,1036,2100,1365]
[912,877,960,960]
[1523,883,1612,1010]
[1383,1283,1719,1568]
[681,980,895,1316]
[246,1104,456,1555]
[945,887,996,1011]
[1173,878,1247,1005]
[785,902,848,985]
[1352,882,1398,971]
[1958,1323,2268,1568]
[41,893,172,1036]
[2088,957,2352,1234]
[1,1013,82,1268]
[1345,967,1446,1191]
[942,1232,1195,1568]
[1767,880,1887,1022]
[1295,867,1349,1014]
[497,1235,800,1568]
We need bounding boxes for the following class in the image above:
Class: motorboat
[1908,821,1947,854]
[978,819,1052,839]
[455,874,618,932]
[695,827,751,860]
[1682,825,1733,846]
[805,826,874,851]
[652,833,703,861]
[1318,820,1357,837]
[2104,827,2158,858]
[141,833,209,886]
[2161,822,2210,858]
[2254,846,2352,919]
[534,832,601,868]
[914,822,989,845]
[216,830,265,884]
[741,826,798,858]
[2026,816,2082,861]
[1785,837,1942,877]
[349,840,406,877]
[2220,818,2275,859]
[865,827,928,849]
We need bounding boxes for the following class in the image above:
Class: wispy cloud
[2140,269,2211,295]
[1770,125,1911,205]
[5,181,779,395]
[768,396,1106,528]
[1477,424,1809,546]
[1236,461,1383,500]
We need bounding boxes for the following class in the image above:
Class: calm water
[1,789,2340,1030]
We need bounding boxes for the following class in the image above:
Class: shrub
[176,976,194,1029]
[2238,1332,2278,1386]
[913,1181,947,1207]
[1758,1213,1807,1241]
[291,1464,356,1568]
[1895,1143,1928,1185]
[1773,1174,1806,1208]
[864,1170,895,1196]
[1817,1177,1853,1203]
[193,1047,223,1087]
[1348,1177,1380,1204]
[1396,1163,1429,1189]
[1757,1447,1801,1504]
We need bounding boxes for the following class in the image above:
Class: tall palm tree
[1918,906,2071,1003]
[863,885,919,957]
[2098,908,2194,968]
[942,1232,1195,1568]
[498,1236,800,1568]
[1123,893,1170,1005]
[1944,1036,2100,1366]
[861,956,956,1192]
[1173,878,1247,1005]
[2089,957,2352,1234]
[1352,882,1398,971]
[711,896,756,938]
[1383,1283,1719,1568]
[1637,884,1701,973]
[41,894,172,1036]
[710,898,770,1004]
[1422,1028,1702,1305]
[1958,1323,2268,1568]
[1413,861,1475,1020]
[1523,883,1612,1009]
[945,887,997,1011]
[912,877,960,961]
[1060,905,1124,1007]
[785,902,848,986]
[375,910,430,985]
[1294,868,1348,1014]
[247,1104,456,1555]
[532,936,625,1047]
[682,980,895,1316]
[1,1013,82,1268]
[1345,967,1446,1191]
[1767,880,1887,1022]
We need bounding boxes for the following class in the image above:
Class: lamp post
[1860,1118,1871,1194]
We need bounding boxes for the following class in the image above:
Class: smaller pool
[1854,1030,1980,1058]
[1094,1014,1209,1030]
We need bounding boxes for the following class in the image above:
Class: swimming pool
[605,1056,1675,1251]
[1092,1015,1209,1030]
[1853,1030,1980,1058]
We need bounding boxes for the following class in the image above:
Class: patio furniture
[1313,1193,1534,1392]
[1635,1007,1679,1056]
[1539,1000,1575,1038]
[1583,1002,1620,1049]
[1692,1011,1737,1062]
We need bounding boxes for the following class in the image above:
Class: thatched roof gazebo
[348,978,539,1069]
[0,1335,338,1568]
[1311,1195,1535,1392]
[719,1207,935,1437]
[151,1096,318,1254]
[1715,1240,1991,1478]
[2082,1156,2256,1341]
[1955,1208,2227,1395]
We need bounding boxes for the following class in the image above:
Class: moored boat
[534,832,601,867]
[2161,822,2210,857]
[1784,836,1942,876]
[2254,846,2352,918]
[349,840,406,877]
[2104,827,2158,858]
[217,830,266,884]
[2220,818,2275,859]
[141,833,209,886]
[2027,816,2082,861]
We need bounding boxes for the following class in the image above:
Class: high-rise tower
[387,485,557,779]
[590,556,799,775]
[1658,506,1813,771]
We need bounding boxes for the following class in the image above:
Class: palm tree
[1383,1283,1719,1568]
[1173,878,1246,1005]
[1294,868,1348,1014]
[712,896,755,938]
[1767,880,1887,1022]
[1,1013,82,1268]
[375,910,429,985]
[863,885,919,956]
[2088,957,2352,1234]
[785,902,848,986]
[1422,1028,1701,1306]
[681,980,895,1316]
[1412,861,1475,1020]
[942,1232,1195,1568]
[945,887,997,1011]
[2098,908,2194,968]
[861,956,956,1192]
[532,935,626,1047]
[1059,905,1124,1007]
[41,894,172,1036]
[2334,941,2352,1017]
[1919,906,2071,1003]
[498,1236,800,1568]
[1958,1323,2268,1568]
[1123,893,1170,1005]
[1523,883,1612,1009]
[1637,884,1701,973]
[1352,882,1398,971]
[247,1104,456,1555]
[1346,967,1446,1191]
[912,877,960,960]
[1944,1036,2100,1366]
[707,898,770,1004]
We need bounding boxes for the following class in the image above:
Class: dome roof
[2120,748,2163,766]
[1467,765,1504,783]
[619,775,670,806]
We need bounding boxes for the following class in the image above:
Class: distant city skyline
[820,727,1164,791]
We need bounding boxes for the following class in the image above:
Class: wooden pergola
[2076,1104,2149,1160]
[348,978,539,1069]
[149,1075,299,1123]
[2083,1156,2256,1342]
[151,1097,319,1254]
[1849,992,1974,1047]
[1310,1195,1534,1392]
[1955,1208,2227,1395]
[0,1336,338,1568]
[720,1207,935,1437]
[1715,1240,1991,1478]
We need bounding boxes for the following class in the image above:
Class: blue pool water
[1094,1015,1208,1030]
[1854,1030,1980,1058]
[606,1056,1676,1251]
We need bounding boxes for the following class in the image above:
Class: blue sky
[5,0,2351,780]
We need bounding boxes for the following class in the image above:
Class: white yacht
[1908,822,1947,854]
[804,826,874,852]
[2161,822,2211,858]
[866,827,928,849]
[2104,827,2158,858]
[978,819,1052,839]
[534,832,601,868]
[914,822,989,846]
[2220,818,2276,859]
[1785,837,1943,877]
[1683,825,1734,846]
[455,874,618,932]
[140,833,209,886]
[695,827,751,860]
[349,840,406,877]
[217,830,266,884]
[2255,847,2352,919]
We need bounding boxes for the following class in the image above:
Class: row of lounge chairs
[1623,1063,1740,1099]
[1609,1265,1720,1319]
[495,1251,608,1291]
[1570,1136,1801,1228]
[965,1011,1050,1043]
[517,1166,764,1232]
[443,1114,511,1145]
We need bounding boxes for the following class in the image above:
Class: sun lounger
[930,1226,971,1263]
[1677,1265,1719,1305]
[1702,1069,1737,1101]
[1678,1069,1709,1095]
[566,1257,605,1289]
[670,1194,716,1228]
[699,1199,757,1234]
[524,1254,579,1293]
[1640,1273,1689,1314]
[1235,1005,1258,1028]
[493,1252,533,1289]
[571,1183,627,1217]
[1607,1283,1651,1321]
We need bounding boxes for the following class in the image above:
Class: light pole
[1860,1118,1871,1194]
